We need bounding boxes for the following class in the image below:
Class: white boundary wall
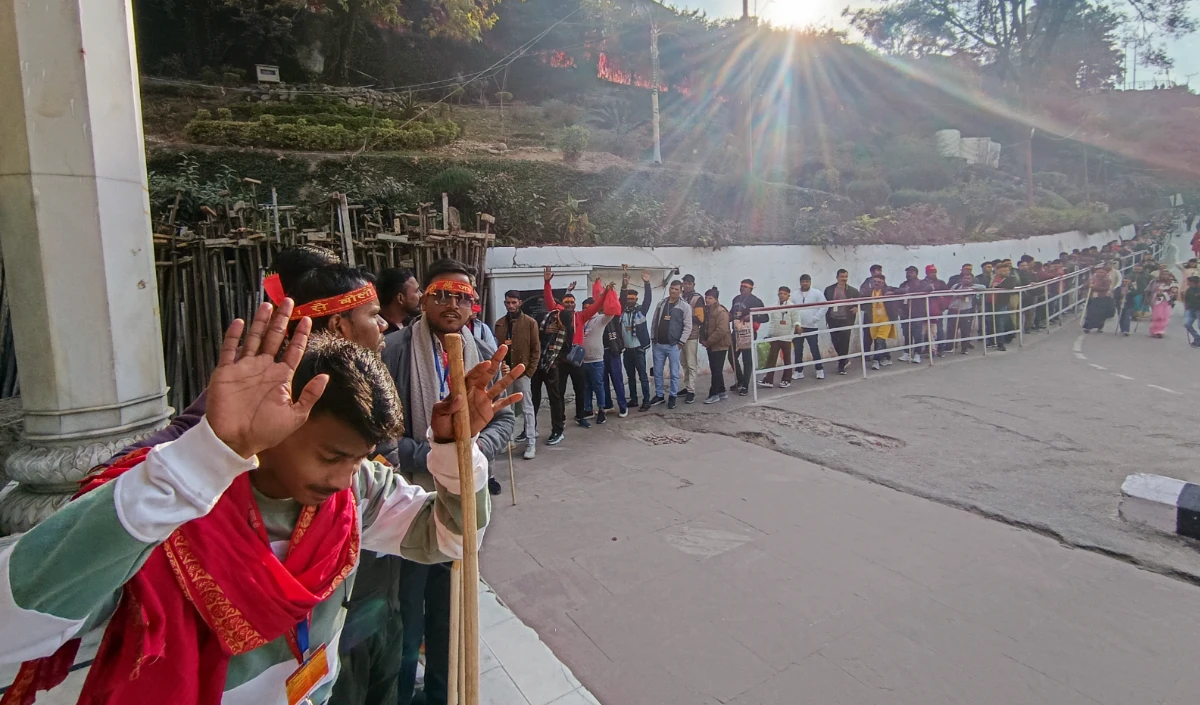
[485,225,1135,321]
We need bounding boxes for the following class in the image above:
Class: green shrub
[542,99,583,127]
[258,114,277,126]
[810,167,841,194]
[889,188,928,208]
[216,108,232,120]
[195,108,212,121]
[846,179,892,208]
[880,136,957,191]
[559,126,590,163]
[428,167,478,202]
[182,116,457,152]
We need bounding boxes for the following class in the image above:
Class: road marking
[1089,364,1107,370]
[1112,373,1135,380]
[1074,352,1087,360]
[1147,384,1182,395]
[1072,336,1084,353]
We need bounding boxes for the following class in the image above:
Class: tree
[846,0,1195,88]
[324,0,500,84]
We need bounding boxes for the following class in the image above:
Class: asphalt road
[480,311,1200,704]
[663,309,1200,580]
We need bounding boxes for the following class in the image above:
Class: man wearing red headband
[0,300,520,705]
[379,258,515,705]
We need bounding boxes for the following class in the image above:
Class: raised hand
[566,281,577,293]
[543,265,553,282]
[431,344,524,443]
[206,300,329,458]
[641,269,651,283]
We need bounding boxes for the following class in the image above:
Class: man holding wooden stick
[0,299,520,705]
[380,258,515,705]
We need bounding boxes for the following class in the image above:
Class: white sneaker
[523,443,536,460]
[758,381,773,388]
[779,380,791,388]
[872,361,881,371]
[898,353,911,363]
[882,359,893,367]
[913,354,922,364]
[796,371,805,379]
[816,369,825,379]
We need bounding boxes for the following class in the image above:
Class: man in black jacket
[621,268,654,411]
[378,258,514,705]
[823,269,860,375]
[730,279,768,395]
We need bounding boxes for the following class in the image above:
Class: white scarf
[409,316,481,441]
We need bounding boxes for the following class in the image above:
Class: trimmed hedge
[182,117,459,152]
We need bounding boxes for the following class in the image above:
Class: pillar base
[0,418,166,535]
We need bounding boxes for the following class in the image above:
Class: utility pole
[742,0,754,174]
[1025,128,1035,206]
[650,17,662,164]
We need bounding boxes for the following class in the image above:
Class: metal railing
[746,246,1162,402]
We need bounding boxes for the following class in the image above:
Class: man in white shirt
[791,274,829,380]
[759,286,800,388]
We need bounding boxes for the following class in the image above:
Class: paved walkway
[482,407,1200,705]
[0,572,596,705]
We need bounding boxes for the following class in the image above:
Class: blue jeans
[1120,299,1135,333]
[653,343,681,398]
[397,559,451,705]
[1185,309,1200,344]
[602,350,627,411]
[582,361,606,413]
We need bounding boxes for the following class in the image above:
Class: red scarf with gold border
[3,448,359,705]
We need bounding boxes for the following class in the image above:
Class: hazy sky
[679,0,1199,85]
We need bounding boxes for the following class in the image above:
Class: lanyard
[431,340,450,399]
[246,501,314,666]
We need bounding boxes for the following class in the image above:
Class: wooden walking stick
[443,333,480,705]
[507,439,517,506]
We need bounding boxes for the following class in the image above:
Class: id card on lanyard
[431,340,450,399]
[285,617,329,705]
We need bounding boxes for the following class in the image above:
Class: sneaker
[618,407,629,418]
[719,392,729,400]
[881,359,893,367]
[779,380,791,388]
[523,444,536,460]
[758,381,774,388]
[628,397,639,408]
[913,354,922,364]
[667,396,677,409]
[577,417,592,429]
[816,370,825,380]
[650,395,666,407]
[739,388,749,396]
[685,391,696,404]
[596,411,607,425]
[796,371,805,379]
[960,349,969,355]
[996,344,1007,352]
[898,353,911,363]
[603,405,615,412]
[546,432,564,446]
[872,361,881,371]
[488,477,502,496]
[838,368,847,376]
[704,395,721,404]
[514,431,528,443]
[1122,332,1130,337]
[638,402,652,412]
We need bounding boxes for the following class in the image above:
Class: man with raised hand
[0,300,518,705]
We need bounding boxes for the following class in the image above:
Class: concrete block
[1120,473,1200,540]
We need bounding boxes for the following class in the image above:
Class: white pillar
[0,0,169,533]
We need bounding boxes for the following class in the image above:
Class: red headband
[290,284,378,321]
[425,279,477,298]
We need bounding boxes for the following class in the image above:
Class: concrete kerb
[1120,473,1200,541]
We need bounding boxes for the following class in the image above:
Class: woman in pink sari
[1146,268,1179,338]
